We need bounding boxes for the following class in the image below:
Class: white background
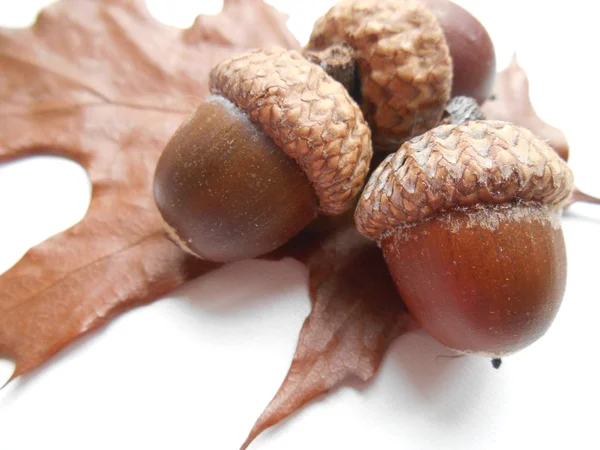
[1,1,599,449]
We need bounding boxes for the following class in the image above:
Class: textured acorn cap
[210,46,372,216]
[355,120,574,241]
[307,0,452,152]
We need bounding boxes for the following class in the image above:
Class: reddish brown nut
[419,0,495,104]
[306,0,495,151]
[355,121,574,357]
[154,47,372,262]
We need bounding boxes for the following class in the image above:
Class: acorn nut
[154,47,372,262]
[307,0,495,151]
[419,0,496,104]
[355,121,574,356]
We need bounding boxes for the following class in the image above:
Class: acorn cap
[307,0,452,151]
[210,46,372,216]
[355,120,574,241]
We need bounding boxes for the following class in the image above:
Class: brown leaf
[0,0,298,382]
[241,215,412,449]
[481,58,600,206]
[1,2,412,444]
[481,56,570,161]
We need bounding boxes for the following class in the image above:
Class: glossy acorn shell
[420,0,496,104]
[154,47,372,262]
[355,121,574,356]
[154,98,318,262]
[381,207,567,356]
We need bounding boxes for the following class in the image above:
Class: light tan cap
[308,0,452,152]
[210,47,373,216]
[355,120,574,240]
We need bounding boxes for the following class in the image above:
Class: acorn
[305,0,495,151]
[153,47,372,262]
[355,121,574,356]
[418,0,495,104]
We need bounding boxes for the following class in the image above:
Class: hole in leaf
[0,0,58,28]
[0,357,16,389]
[0,156,91,275]
[145,0,224,29]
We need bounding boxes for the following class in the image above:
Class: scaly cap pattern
[210,47,373,215]
[355,121,574,240]
[308,0,452,152]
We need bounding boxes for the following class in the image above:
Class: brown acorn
[419,0,496,104]
[306,0,495,151]
[355,121,574,356]
[154,47,372,262]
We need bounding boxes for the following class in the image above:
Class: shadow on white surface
[177,257,308,315]
[387,331,497,422]
[0,240,498,449]
[563,206,600,226]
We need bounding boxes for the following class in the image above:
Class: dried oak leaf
[0,0,412,444]
[482,57,600,206]
[481,56,570,161]
[242,215,411,449]
[0,0,298,382]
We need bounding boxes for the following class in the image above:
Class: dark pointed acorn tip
[491,358,502,369]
